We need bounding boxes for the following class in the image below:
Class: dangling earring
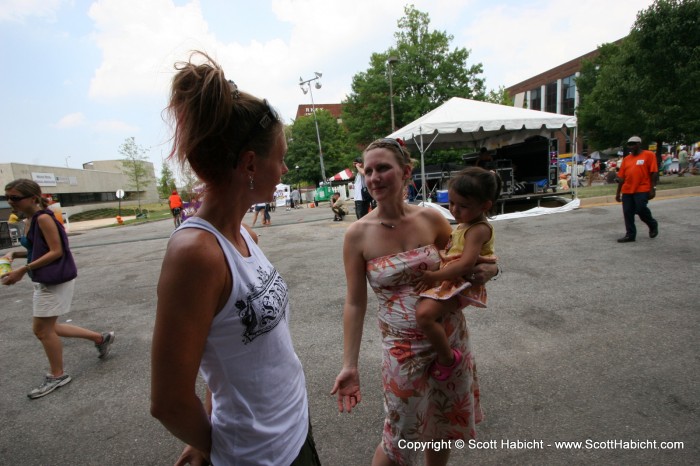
[249,176,255,190]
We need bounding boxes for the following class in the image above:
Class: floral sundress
[366,245,483,465]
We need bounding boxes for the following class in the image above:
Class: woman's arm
[2,215,63,285]
[416,223,491,291]
[151,230,227,458]
[331,225,368,413]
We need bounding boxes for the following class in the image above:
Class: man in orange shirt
[168,190,183,228]
[615,136,659,243]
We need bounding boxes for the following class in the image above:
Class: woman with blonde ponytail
[151,52,319,465]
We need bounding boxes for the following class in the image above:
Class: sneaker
[649,225,659,238]
[96,331,115,359]
[617,236,635,243]
[28,373,72,399]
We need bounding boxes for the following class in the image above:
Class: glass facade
[55,191,122,207]
[561,75,576,115]
[529,87,541,110]
[545,82,557,113]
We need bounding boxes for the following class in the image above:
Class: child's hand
[414,271,437,293]
[439,251,460,263]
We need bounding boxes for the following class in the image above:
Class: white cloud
[85,0,408,120]
[88,0,218,99]
[52,112,137,134]
[0,0,64,22]
[83,0,655,124]
[458,0,654,88]
[93,119,139,133]
[54,112,86,128]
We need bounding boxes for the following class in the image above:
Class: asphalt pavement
[1,196,698,465]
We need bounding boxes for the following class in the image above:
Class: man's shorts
[171,207,181,217]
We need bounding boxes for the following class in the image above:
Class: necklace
[380,221,396,229]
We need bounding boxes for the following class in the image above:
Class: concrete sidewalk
[65,216,137,233]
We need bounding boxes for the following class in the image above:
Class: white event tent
[387,97,578,201]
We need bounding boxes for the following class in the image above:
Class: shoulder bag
[27,210,78,285]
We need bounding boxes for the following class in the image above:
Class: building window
[530,88,541,111]
[545,82,557,113]
[561,75,576,115]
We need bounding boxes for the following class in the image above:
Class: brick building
[506,41,622,156]
[295,103,343,123]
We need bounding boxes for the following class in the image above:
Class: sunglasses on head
[6,195,32,202]
[239,99,280,150]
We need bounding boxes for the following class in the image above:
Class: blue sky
[0,0,654,179]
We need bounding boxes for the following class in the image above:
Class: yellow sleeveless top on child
[419,220,495,308]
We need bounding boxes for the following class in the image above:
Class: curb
[579,186,700,208]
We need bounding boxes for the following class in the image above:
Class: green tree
[285,109,359,186]
[119,136,151,210]
[158,160,177,199]
[577,0,700,151]
[342,5,486,148]
[485,86,514,106]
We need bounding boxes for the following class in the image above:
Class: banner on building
[31,172,57,187]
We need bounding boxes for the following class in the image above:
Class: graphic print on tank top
[235,265,289,344]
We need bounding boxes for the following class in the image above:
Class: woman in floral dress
[331,138,498,466]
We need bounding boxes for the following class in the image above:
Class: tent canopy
[327,168,354,183]
[386,97,577,201]
[387,97,576,151]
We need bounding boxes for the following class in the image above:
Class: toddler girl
[415,167,501,380]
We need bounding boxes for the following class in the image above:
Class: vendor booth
[387,97,578,205]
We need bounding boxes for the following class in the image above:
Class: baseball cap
[627,136,642,144]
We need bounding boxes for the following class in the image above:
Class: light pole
[387,56,399,132]
[299,72,327,182]
[295,165,302,206]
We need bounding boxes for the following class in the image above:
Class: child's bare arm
[426,224,492,283]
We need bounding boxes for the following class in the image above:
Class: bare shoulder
[242,222,258,244]
[164,228,223,272]
[344,216,370,244]
[413,205,450,232]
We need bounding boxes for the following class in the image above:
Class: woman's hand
[470,255,498,285]
[174,445,210,466]
[1,265,26,286]
[414,270,437,293]
[331,367,362,413]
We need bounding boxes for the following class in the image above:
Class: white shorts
[32,279,75,318]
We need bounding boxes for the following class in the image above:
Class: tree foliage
[119,136,151,210]
[157,161,177,199]
[485,86,514,106]
[284,109,359,186]
[341,5,486,148]
[577,0,700,149]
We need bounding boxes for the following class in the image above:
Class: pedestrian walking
[615,136,659,243]
[2,178,114,399]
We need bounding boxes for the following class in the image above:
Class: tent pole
[573,126,578,199]
[419,129,427,202]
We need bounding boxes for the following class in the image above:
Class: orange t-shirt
[617,150,658,194]
[169,194,183,209]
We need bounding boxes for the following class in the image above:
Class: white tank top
[178,218,308,465]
